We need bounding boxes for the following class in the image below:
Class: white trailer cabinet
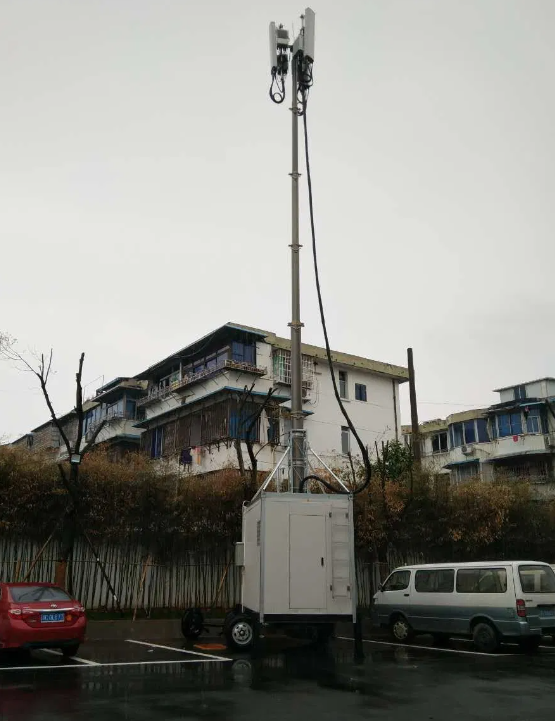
[238,492,356,624]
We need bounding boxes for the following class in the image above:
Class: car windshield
[518,565,555,594]
[9,585,72,603]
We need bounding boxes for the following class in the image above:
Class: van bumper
[502,618,555,638]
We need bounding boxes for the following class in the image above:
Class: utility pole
[269,9,315,493]
[407,347,421,470]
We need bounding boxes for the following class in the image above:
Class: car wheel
[225,615,256,651]
[181,608,204,640]
[472,622,500,653]
[62,644,80,658]
[519,637,541,653]
[390,615,413,643]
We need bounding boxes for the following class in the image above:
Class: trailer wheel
[181,608,204,640]
[226,615,256,651]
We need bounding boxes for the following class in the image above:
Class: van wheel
[519,637,541,653]
[390,616,413,643]
[472,622,499,653]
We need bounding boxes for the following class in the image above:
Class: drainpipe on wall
[392,379,399,442]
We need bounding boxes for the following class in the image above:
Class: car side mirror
[378,583,384,592]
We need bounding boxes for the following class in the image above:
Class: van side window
[456,568,507,593]
[519,565,555,593]
[415,569,454,593]
[383,570,411,591]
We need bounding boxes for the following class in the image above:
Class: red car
[0,583,86,657]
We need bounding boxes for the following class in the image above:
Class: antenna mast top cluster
[269,8,315,105]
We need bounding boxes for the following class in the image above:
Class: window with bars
[272,349,313,385]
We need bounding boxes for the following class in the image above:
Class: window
[151,427,164,459]
[229,403,261,442]
[106,400,124,419]
[450,423,463,447]
[355,383,367,402]
[341,426,350,455]
[125,399,137,419]
[339,371,348,399]
[525,407,548,434]
[9,585,72,602]
[463,421,476,445]
[477,418,489,443]
[415,569,454,593]
[273,350,313,385]
[159,367,180,388]
[231,341,256,365]
[514,385,527,400]
[518,565,555,594]
[431,432,448,454]
[267,415,280,445]
[456,568,507,593]
[496,412,523,438]
[456,462,480,483]
[383,570,411,591]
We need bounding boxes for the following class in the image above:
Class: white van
[372,561,555,652]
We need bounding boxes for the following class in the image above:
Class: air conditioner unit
[461,445,475,456]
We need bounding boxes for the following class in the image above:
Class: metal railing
[136,360,267,407]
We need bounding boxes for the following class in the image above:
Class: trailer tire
[225,615,256,651]
[181,608,204,640]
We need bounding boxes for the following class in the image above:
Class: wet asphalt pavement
[1,634,555,720]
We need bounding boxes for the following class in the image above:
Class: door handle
[404,594,410,597]
[321,557,324,567]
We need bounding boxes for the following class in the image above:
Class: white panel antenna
[303,8,315,62]
[269,22,278,71]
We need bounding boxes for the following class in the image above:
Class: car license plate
[539,608,555,618]
[41,613,64,623]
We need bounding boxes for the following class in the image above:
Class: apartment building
[11,377,146,460]
[10,322,407,475]
[403,377,555,484]
[134,322,408,475]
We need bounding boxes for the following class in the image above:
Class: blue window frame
[525,407,548,434]
[496,412,522,438]
[151,427,164,459]
[452,423,463,447]
[126,400,137,419]
[229,404,260,441]
[355,383,367,402]
[514,385,527,400]
[463,421,476,444]
[231,341,256,365]
[477,418,489,443]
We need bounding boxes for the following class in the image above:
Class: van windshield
[518,565,555,594]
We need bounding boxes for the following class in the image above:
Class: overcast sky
[2,0,555,440]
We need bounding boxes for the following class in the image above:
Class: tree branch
[74,353,85,454]
[81,418,108,456]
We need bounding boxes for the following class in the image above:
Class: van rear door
[516,564,555,631]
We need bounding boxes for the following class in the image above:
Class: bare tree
[234,383,277,496]
[0,334,107,590]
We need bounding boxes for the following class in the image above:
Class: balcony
[136,360,267,407]
[84,412,138,442]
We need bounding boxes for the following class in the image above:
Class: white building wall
[304,362,400,465]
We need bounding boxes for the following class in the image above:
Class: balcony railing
[136,360,267,407]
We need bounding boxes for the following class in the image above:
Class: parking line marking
[1,664,87,671]
[0,659,226,672]
[41,649,100,666]
[336,637,518,657]
[125,639,229,661]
